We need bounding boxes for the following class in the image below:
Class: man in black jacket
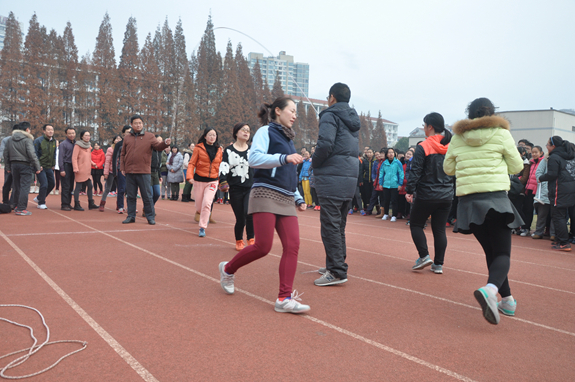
[312,83,361,286]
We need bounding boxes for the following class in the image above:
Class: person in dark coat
[538,136,575,250]
[312,83,361,286]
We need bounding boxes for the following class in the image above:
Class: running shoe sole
[474,288,500,325]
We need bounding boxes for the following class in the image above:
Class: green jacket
[160,150,168,173]
[34,135,56,168]
[444,116,523,197]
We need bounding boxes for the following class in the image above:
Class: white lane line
[6,228,173,237]
[298,236,575,296]
[47,212,477,382]
[0,229,159,382]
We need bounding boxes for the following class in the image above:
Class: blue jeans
[37,168,55,205]
[116,172,126,210]
[151,184,160,204]
[126,173,154,219]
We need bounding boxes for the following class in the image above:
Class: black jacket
[361,157,375,184]
[539,144,575,208]
[405,137,454,201]
[312,102,361,201]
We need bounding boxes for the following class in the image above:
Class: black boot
[88,200,99,210]
[74,201,84,211]
[181,194,190,202]
[173,193,179,201]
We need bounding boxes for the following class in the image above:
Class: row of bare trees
[0,12,388,150]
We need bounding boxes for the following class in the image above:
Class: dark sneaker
[497,298,517,316]
[274,290,310,313]
[552,243,571,251]
[199,228,206,237]
[412,255,433,270]
[474,287,500,325]
[430,264,443,274]
[122,217,136,224]
[314,270,347,286]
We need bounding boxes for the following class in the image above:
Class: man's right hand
[60,171,66,177]
[286,154,303,165]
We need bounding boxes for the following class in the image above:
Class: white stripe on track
[0,229,159,382]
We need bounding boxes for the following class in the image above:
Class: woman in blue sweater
[379,148,404,221]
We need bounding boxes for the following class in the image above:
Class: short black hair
[12,124,19,131]
[19,121,31,131]
[518,139,534,148]
[130,115,143,124]
[466,98,495,119]
[65,127,75,134]
[42,124,54,131]
[122,125,131,134]
[329,82,351,103]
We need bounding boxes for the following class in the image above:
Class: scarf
[75,140,91,150]
[168,152,176,165]
[270,121,295,140]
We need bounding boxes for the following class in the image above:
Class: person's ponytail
[440,129,452,145]
[258,103,272,126]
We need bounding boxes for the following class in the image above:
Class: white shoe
[274,290,310,314]
[34,186,39,193]
[382,214,389,220]
[33,196,38,203]
[55,190,59,195]
[219,262,234,294]
[37,204,48,209]
[390,216,397,222]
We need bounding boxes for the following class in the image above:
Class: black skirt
[454,191,524,234]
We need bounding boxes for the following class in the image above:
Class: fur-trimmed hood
[452,116,510,148]
[11,129,34,142]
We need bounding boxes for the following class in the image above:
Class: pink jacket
[72,144,92,183]
[525,155,543,194]
[104,147,114,176]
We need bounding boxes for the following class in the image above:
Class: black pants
[318,197,351,279]
[170,183,180,199]
[126,173,154,219]
[2,168,13,204]
[469,211,512,298]
[92,169,103,194]
[60,163,75,208]
[382,188,399,217]
[410,199,451,264]
[74,179,94,203]
[447,195,458,223]
[397,194,408,217]
[509,194,526,227]
[367,188,382,214]
[360,182,373,211]
[551,205,569,245]
[351,186,362,210]
[311,186,319,207]
[522,191,535,230]
[229,186,254,241]
[11,163,34,212]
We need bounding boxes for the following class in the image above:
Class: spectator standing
[99,135,122,211]
[160,147,171,200]
[91,143,105,196]
[379,148,404,222]
[181,143,195,202]
[3,122,41,215]
[112,126,131,213]
[532,149,554,239]
[58,127,76,211]
[2,124,20,207]
[166,147,184,201]
[299,151,313,206]
[72,131,98,211]
[33,124,57,209]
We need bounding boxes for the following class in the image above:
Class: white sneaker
[382,214,389,220]
[37,204,48,209]
[219,262,234,294]
[274,290,310,314]
[55,190,59,195]
[390,216,397,222]
[117,208,124,214]
[34,186,39,193]
[33,196,38,203]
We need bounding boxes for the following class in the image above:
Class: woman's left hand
[298,203,307,211]
[405,194,413,203]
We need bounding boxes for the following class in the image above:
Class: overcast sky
[6,0,575,136]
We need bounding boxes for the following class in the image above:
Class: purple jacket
[58,138,75,168]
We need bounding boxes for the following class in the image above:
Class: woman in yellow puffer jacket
[444,97,523,325]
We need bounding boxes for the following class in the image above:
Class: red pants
[225,212,300,298]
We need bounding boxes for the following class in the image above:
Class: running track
[1,177,574,381]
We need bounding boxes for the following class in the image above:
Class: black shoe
[88,201,99,210]
[148,219,156,225]
[122,217,136,224]
[73,202,84,211]
[61,205,72,211]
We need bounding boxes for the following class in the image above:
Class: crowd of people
[2,89,574,324]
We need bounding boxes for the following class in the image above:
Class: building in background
[497,109,575,147]
[0,15,25,51]
[369,117,399,147]
[248,51,309,97]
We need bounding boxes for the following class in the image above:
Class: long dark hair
[549,136,575,157]
[197,127,219,147]
[258,97,294,126]
[423,112,452,145]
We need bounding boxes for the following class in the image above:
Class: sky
[5,0,575,136]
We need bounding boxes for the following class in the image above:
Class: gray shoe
[219,262,234,294]
[314,270,347,286]
[412,255,433,270]
[430,264,443,274]
[318,267,326,275]
[474,287,500,324]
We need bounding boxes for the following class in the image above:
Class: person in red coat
[91,143,106,196]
